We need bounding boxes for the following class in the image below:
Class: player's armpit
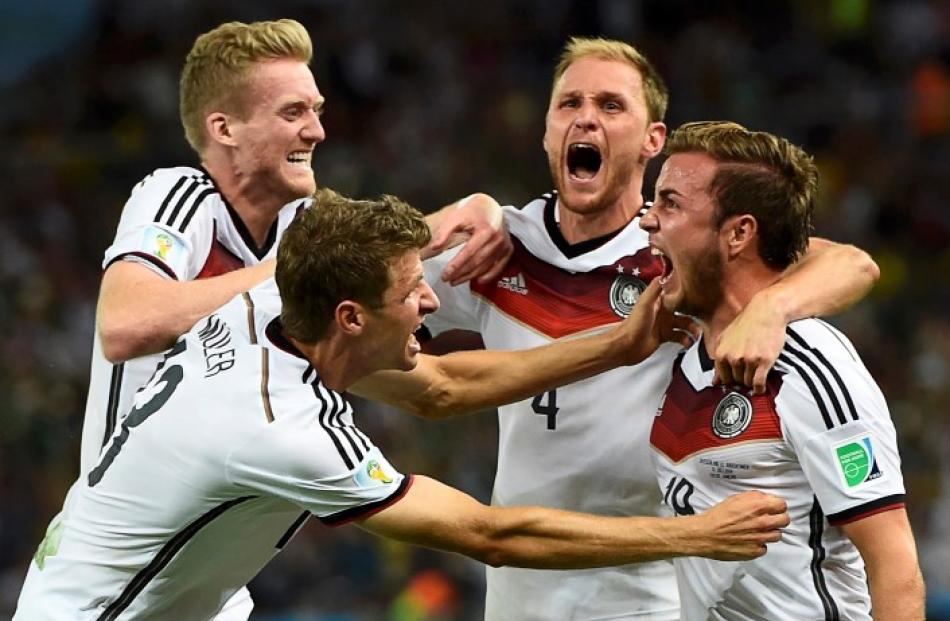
[841,508,925,621]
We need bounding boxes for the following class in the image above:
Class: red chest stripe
[469,239,663,339]
[197,235,245,279]
[651,364,785,463]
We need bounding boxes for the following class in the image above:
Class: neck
[289,334,367,393]
[699,261,784,349]
[203,157,285,247]
[557,177,645,244]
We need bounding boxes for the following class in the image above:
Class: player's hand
[426,193,513,286]
[613,280,669,365]
[712,290,787,394]
[696,491,789,561]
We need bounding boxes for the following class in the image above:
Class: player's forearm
[98,261,274,362]
[866,561,925,621]
[470,506,712,569]
[421,194,490,259]
[763,237,879,323]
[410,327,633,418]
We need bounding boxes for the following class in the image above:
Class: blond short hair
[666,121,818,269]
[552,37,669,123]
[179,19,312,153]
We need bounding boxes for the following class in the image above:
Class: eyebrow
[656,188,684,200]
[558,89,628,100]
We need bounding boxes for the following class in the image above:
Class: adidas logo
[498,273,529,295]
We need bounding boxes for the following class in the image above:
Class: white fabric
[424,193,681,621]
[16,283,407,620]
[651,318,905,620]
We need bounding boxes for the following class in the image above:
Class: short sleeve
[777,361,905,526]
[423,245,482,334]
[103,169,216,280]
[226,422,410,525]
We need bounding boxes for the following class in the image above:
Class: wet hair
[666,121,817,269]
[276,188,431,342]
[179,19,312,153]
[552,37,669,123]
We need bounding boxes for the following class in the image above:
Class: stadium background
[0,0,947,618]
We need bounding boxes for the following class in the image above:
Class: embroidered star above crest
[616,265,624,274]
[632,267,641,276]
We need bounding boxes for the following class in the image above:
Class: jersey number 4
[88,340,188,486]
[531,389,559,430]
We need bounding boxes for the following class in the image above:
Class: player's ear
[641,122,667,159]
[206,111,238,148]
[336,300,367,336]
[723,214,758,259]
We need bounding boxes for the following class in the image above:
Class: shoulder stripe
[327,390,367,459]
[777,353,835,429]
[97,495,255,620]
[783,343,848,426]
[178,187,216,233]
[808,498,841,620]
[813,319,858,361]
[787,327,859,423]
[311,382,356,469]
[164,179,201,228]
[153,176,188,223]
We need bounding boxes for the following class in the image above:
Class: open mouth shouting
[567,142,603,182]
[651,245,675,288]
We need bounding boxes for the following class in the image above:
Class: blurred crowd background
[0,0,948,619]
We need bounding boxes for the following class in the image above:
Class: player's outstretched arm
[423,193,513,286]
[714,237,880,392]
[842,509,925,621]
[360,477,788,568]
[98,260,274,362]
[351,281,665,419]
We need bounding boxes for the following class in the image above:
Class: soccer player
[15,190,790,621]
[404,38,881,620]
[644,121,924,620]
[67,20,509,619]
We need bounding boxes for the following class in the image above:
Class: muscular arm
[841,509,925,621]
[98,260,274,362]
[360,476,787,568]
[715,238,880,391]
[423,193,512,285]
[350,282,665,419]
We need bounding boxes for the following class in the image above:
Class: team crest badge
[609,275,646,318]
[711,392,753,439]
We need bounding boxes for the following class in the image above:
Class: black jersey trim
[697,335,715,372]
[223,195,279,260]
[275,510,311,549]
[311,382,356,470]
[777,353,835,429]
[153,175,189,223]
[164,179,203,229]
[787,327,859,424]
[178,187,216,233]
[97,495,256,620]
[541,192,627,259]
[325,388,366,463]
[107,251,178,280]
[319,474,414,526]
[826,494,905,525]
[808,498,841,620]
[102,363,125,448]
[783,342,848,426]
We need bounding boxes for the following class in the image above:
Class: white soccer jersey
[78,167,304,476]
[16,282,410,620]
[651,319,906,621]
[424,192,681,620]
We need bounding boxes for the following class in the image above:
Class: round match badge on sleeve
[712,392,753,439]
